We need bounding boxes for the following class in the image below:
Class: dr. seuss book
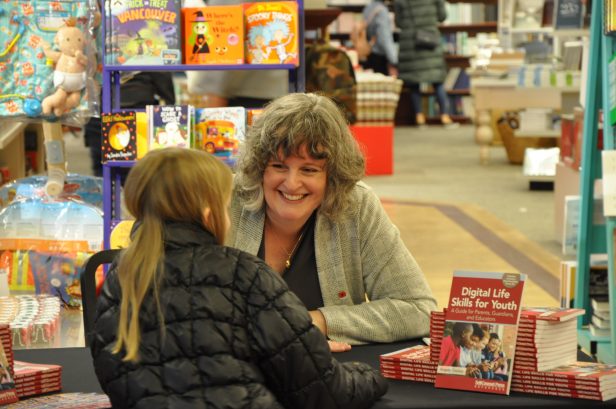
[243,2,299,65]
[101,111,137,162]
[435,271,526,395]
[106,0,181,65]
[148,105,194,150]
[182,6,244,65]
[195,107,246,167]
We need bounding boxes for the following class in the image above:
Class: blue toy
[0,0,99,123]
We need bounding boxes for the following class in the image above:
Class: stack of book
[9,392,111,408]
[513,308,583,372]
[511,361,616,400]
[413,307,616,401]
[379,345,436,383]
[429,310,444,363]
[13,361,62,399]
[590,296,611,337]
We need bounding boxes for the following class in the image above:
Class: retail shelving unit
[101,0,305,249]
[574,1,615,363]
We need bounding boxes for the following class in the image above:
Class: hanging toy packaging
[0,0,100,125]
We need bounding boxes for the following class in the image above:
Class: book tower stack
[513,308,582,372]
[379,344,436,383]
[590,296,611,338]
[427,308,616,401]
[13,361,62,399]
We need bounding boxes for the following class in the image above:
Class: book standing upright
[435,271,526,395]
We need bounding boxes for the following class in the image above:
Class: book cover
[182,6,244,65]
[195,107,246,167]
[101,111,137,162]
[148,105,193,150]
[107,0,182,65]
[435,271,525,395]
[553,0,584,29]
[243,1,299,65]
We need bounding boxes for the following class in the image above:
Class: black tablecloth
[14,341,616,408]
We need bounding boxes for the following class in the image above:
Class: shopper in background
[84,72,175,176]
[394,0,455,127]
[230,93,437,352]
[359,0,398,77]
[90,148,388,409]
[184,0,287,108]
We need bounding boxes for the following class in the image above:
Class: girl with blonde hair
[90,148,387,408]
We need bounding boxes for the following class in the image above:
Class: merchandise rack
[574,0,616,363]
[101,0,305,249]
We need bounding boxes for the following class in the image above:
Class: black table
[13,341,616,408]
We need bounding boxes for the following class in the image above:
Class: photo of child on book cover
[244,1,298,65]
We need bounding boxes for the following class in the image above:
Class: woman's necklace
[266,219,306,271]
[284,230,305,269]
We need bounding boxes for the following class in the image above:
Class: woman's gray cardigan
[228,181,437,344]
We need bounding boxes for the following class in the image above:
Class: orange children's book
[182,6,244,65]
[243,1,299,65]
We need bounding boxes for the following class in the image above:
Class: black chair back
[81,249,121,347]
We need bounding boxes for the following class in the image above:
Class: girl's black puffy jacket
[90,221,388,408]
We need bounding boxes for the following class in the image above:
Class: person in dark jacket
[394,0,455,127]
[90,148,388,409]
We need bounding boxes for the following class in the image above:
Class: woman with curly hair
[230,92,437,351]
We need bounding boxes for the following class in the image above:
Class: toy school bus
[195,119,239,155]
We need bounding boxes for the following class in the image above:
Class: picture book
[182,6,244,65]
[195,107,246,167]
[435,271,526,395]
[106,0,182,65]
[101,111,137,162]
[243,1,299,65]
[148,105,194,150]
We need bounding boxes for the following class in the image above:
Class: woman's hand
[328,340,352,353]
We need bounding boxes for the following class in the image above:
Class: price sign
[554,0,584,29]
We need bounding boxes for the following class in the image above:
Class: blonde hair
[113,148,232,362]
[236,93,365,219]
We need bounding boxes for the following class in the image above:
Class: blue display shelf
[574,0,616,363]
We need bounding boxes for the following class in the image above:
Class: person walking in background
[360,0,398,77]
[90,148,388,408]
[394,0,456,127]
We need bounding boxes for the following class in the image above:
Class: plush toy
[41,17,88,117]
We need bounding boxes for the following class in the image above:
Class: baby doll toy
[41,17,88,118]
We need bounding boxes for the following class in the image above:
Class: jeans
[407,82,449,116]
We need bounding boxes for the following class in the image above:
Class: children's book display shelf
[574,0,616,364]
[101,0,306,249]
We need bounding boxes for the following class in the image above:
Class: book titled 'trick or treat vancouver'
[435,271,526,395]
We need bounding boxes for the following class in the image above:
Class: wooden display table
[471,79,579,164]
